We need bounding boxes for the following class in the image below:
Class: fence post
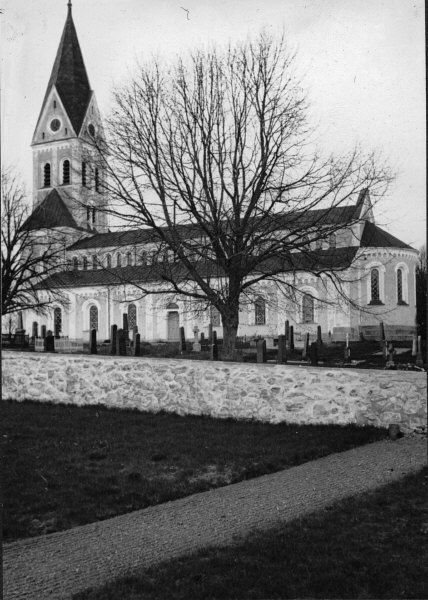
[110,324,117,355]
[289,325,294,351]
[123,313,129,341]
[256,339,267,363]
[90,328,97,354]
[211,330,218,360]
[277,334,287,364]
[46,331,55,352]
[41,325,47,339]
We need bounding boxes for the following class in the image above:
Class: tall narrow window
[92,208,96,225]
[397,268,404,303]
[127,252,132,266]
[92,255,97,270]
[83,256,88,271]
[54,307,62,338]
[106,254,111,268]
[116,253,122,267]
[43,163,51,187]
[302,294,314,323]
[82,162,87,186]
[53,100,57,109]
[370,268,380,303]
[89,305,98,331]
[95,168,100,192]
[211,307,221,327]
[62,160,70,185]
[255,297,266,325]
[128,303,137,330]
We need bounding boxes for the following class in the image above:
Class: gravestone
[122,314,129,341]
[317,325,322,346]
[45,332,55,353]
[379,321,385,341]
[90,329,97,354]
[256,339,267,363]
[132,325,139,340]
[277,334,287,364]
[32,322,38,338]
[110,324,117,355]
[284,320,290,342]
[117,329,127,356]
[289,326,294,351]
[309,341,318,365]
[41,325,47,339]
[200,332,205,345]
[192,326,201,352]
[133,333,141,356]
[210,330,218,360]
[386,342,395,367]
[208,323,213,344]
[302,333,310,360]
[412,335,417,356]
[179,326,186,353]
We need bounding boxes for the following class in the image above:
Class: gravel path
[3,435,426,600]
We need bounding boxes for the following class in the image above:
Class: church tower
[29,1,108,234]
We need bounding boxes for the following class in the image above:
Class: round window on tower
[50,118,61,132]
[88,123,96,137]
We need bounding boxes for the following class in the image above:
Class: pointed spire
[43,3,91,135]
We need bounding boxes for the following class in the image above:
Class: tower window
[43,163,51,187]
[95,168,100,192]
[106,254,112,268]
[89,305,98,331]
[54,307,62,337]
[53,100,57,109]
[127,252,133,266]
[116,253,122,268]
[128,304,137,330]
[62,160,70,185]
[82,162,87,186]
[92,255,97,269]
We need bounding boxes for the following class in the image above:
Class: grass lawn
[2,400,387,541]
[74,466,428,600]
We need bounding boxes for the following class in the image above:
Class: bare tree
[1,168,69,317]
[94,33,393,358]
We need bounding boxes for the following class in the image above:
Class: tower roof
[42,2,91,135]
[21,189,80,231]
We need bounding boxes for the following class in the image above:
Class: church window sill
[368,300,384,306]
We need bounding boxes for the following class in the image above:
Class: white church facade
[21,3,418,344]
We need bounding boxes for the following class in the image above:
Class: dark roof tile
[21,189,80,231]
[360,221,412,249]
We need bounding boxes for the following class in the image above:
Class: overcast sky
[1,0,425,248]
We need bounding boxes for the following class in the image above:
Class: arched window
[116,253,122,267]
[128,303,137,330]
[73,257,79,270]
[82,162,87,186]
[106,254,111,268]
[89,305,98,331]
[397,268,404,303]
[83,256,88,271]
[211,306,221,327]
[43,163,51,187]
[302,294,314,323]
[370,268,380,303]
[255,297,266,325]
[127,252,133,266]
[62,160,70,185]
[167,302,179,309]
[92,255,97,270]
[95,168,100,192]
[54,307,62,338]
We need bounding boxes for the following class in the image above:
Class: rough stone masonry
[2,351,426,432]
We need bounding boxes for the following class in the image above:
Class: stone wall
[2,351,426,433]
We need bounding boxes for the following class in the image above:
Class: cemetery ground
[2,400,388,542]
[74,465,428,600]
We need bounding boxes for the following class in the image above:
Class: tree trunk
[221,310,239,361]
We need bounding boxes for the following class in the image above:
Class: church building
[21,3,419,344]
